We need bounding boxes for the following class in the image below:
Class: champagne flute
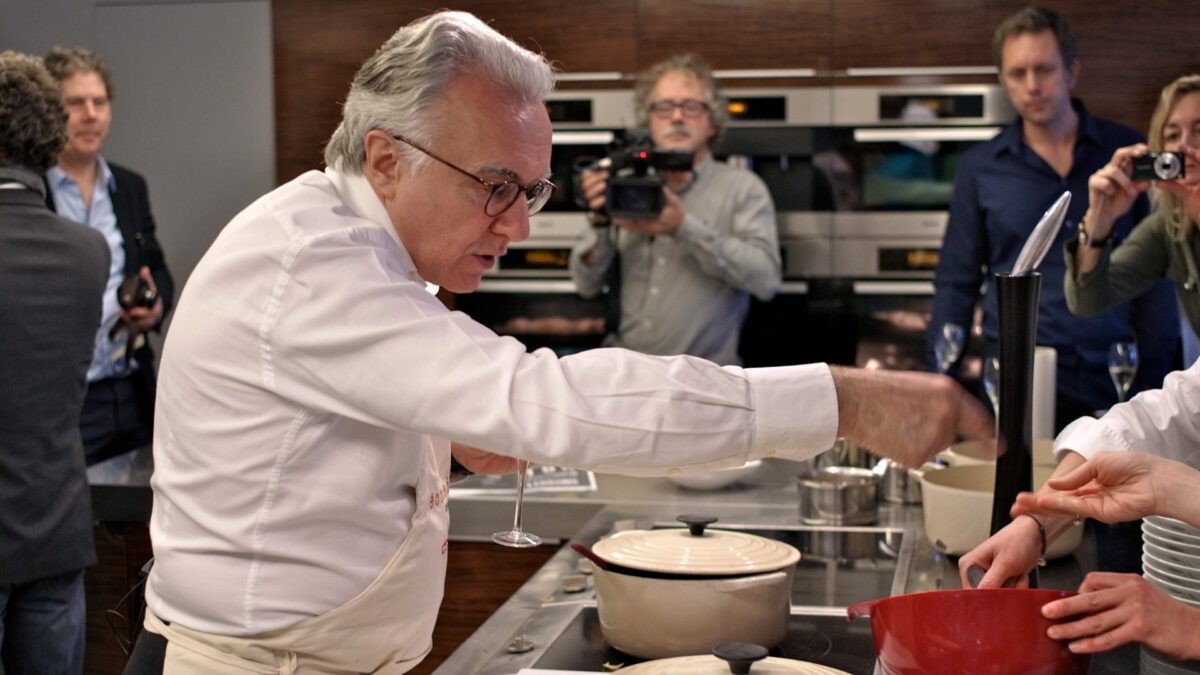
[1108,342,1139,403]
[934,323,966,374]
[983,356,1000,416]
[491,459,542,548]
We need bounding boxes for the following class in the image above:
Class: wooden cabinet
[635,0,833,71]
[83,523,556,675]
[831,0,993,70]
[274,0,1200,181]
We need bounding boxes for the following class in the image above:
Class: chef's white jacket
[145,168,839,635]
[1055,358,1200,467]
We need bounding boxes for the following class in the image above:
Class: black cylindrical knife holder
[990,273,1041,542]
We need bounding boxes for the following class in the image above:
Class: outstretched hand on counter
[830,366,994,469]
[1011,451,1200,529]
[1041,572,1200,660]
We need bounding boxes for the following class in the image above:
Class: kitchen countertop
[90,456,1145,673]
[435,459,1146,675]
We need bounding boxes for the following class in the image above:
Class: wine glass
[1108,342,1139,403]
[934,323,966,374]
[983,356,1000,416]
[492,459,542,548]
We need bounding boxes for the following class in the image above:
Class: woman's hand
[957,516,1043,589]
[1155,145,1200,225]
[450,442,520,475]
[1042,572,1200,660]
[1012,451,1166,525]
[1086,144,1152,242]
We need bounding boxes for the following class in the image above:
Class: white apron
[144,438,452,674]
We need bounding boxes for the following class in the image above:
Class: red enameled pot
[847,588,1090,675]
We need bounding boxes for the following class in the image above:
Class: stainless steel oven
[462,81,1014,367]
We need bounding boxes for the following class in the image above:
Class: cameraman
[569,54,780,366]
[43,48,174,475]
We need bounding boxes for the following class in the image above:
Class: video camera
[575,131,693,220]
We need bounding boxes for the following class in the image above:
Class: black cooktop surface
[533,606,879,674]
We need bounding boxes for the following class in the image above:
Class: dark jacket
[0,179,110,582]
[45,162,175,406]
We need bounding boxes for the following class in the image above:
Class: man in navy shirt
[930,6,1178,428]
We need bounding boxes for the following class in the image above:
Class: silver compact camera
[1131,151,1185,181]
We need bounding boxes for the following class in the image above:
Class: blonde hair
[1148,74,1200,241]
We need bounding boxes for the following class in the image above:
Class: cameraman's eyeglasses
[647,99,711,119]
[392,134,557,217]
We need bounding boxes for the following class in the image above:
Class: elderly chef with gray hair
[127,10,991,673]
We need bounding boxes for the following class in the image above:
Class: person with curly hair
[42,47,175,477]
[0,50,110,675]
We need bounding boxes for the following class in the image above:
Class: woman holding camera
[1067,74,1200,333]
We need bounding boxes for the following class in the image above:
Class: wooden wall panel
[273,0,639,183]
[636,0,834,71]
[832,0,992,69]
[273,0,1200,183]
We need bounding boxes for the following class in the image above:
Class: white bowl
[1143,549,1200,579]
[1144,519,1200,545]
[1144,528,1200,556]
[918,464,1082,558]
[1142,556,1200,589]
[1144,568,1200,604]
[667,460,762,491]
[938,438,1055,468]
[1144,540,1200,569]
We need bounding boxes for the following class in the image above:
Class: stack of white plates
[1141,516,1200,673]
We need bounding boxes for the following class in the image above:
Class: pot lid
[616,642,851,675]
[591,516,801,575]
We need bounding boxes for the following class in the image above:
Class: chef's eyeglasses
[392,134,557,217]
[647,98,711,119]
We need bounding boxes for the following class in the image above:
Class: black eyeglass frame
[391,134,556,217]
[646,98,712,119]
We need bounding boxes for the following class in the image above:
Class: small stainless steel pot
[798,466,879,525]
[876,459,942,504]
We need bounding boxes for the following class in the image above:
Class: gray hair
[44,46,115,99]
[0,51,68,172]
[324,10,555,174]
[633,54,727,148]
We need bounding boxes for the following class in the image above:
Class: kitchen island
[437,458,1143,675]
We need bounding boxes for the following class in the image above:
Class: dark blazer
[45,162,175,405]
[0,186,110,583]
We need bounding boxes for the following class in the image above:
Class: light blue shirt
[47,157,134,380]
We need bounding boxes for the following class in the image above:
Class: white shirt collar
[323,167,436,293]
[46,155,116,192]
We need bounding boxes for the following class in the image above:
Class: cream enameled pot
[589,516,801,659]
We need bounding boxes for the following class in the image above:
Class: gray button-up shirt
[570,158,780,365]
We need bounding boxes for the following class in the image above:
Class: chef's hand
[613,187,685,237]
[451,442,520,475]
[121,266,163,333]
[1155,145,1200,225]
[1013,451,1200,529]
[1085,144,1151,243]
[1042,572,1200,659]
[957,516,1042,589]
[830,367,993,469]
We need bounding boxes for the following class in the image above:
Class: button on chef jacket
[145,168,838,636]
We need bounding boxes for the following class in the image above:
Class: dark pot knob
[712,642,769,674]
[677,514,718,536]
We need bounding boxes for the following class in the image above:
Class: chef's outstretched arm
[451,442,519,475]
[830,366,994,469]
